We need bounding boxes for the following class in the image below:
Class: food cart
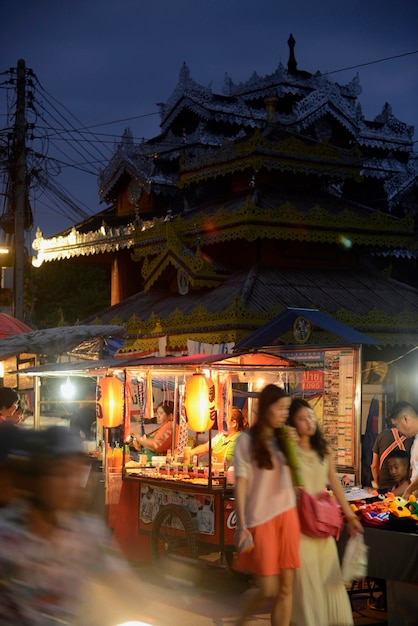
[24,344,365,566]
[101,351,297,566]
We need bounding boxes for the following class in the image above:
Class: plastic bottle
[165,449,172,475]
[106,443,114,471]
[113,442,123,471]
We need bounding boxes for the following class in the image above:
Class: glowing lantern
[184,373,217,432]
[97,376,124,428]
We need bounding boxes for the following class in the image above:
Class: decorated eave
[159,62,214,127]
[140,220,228,292]
[98,127,226,204]
[98,157,178,204]
[129,192,416,260]
[295,95,413,151]
[178,128,362,188]
[31,222,136,266]
[32,189,416,267]
[357,102,414,150]
[385,161,418,209]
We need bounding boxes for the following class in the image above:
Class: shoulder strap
[379,428,406,469]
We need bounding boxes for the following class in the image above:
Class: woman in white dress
[287,399,363,626]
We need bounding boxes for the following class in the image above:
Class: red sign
[223,499,236,546]
[301,370,323,391]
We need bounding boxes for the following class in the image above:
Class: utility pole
[13,59,26,321]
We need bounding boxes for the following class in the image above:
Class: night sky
[2,0,417,241]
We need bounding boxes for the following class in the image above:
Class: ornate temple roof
[34,36,417,267]
[95,37,415,210]
[84,264,418,352]
[31,35,418,358]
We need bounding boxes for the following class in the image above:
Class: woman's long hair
[288,398,329,460]
[249,384,289,469]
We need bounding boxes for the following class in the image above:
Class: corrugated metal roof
[84,265,418,329]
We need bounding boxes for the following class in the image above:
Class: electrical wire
[361,346,418,375]
[33,74,111,161]
[0,47,417,232]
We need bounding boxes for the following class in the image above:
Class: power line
[1,47,417,233]
[47,49,418,135]
[323,49,418,78]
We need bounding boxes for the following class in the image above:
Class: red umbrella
[0,313,32,338]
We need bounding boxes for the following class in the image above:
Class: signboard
[282,347,357,469]
[139,482,215,535]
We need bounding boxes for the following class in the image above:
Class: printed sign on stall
[139,483,215,535]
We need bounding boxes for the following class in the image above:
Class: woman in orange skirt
[233,384,301,626]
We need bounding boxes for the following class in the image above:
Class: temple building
[31,36,418,395]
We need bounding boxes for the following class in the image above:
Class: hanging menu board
[281,347,357,469]
[323,349,355,467]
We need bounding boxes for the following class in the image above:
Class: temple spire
[287,33,297,73]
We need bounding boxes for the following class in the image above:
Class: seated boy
[387,449,410,497]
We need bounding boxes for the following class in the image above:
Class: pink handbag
[297,489,344,539]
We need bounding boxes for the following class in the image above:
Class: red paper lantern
[97,376,124,428]
[184,373,217,432]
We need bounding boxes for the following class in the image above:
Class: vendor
[191,406,246,466]
[133,401,174,462]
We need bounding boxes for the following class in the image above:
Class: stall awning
[234,308,380,350]
[19,350,297,378]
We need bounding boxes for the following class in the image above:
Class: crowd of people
[232,385,363,626]
[229,391,418,626]
[1,380,417,626]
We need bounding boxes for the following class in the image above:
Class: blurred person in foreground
[0,426,157,626]
[0,423,31,508]
[232,384,300,626]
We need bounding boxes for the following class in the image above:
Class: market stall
[340,489,418,626]
[22,343,365,566]
[101,351,297,564]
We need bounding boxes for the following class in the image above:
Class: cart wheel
[151,504,198,564]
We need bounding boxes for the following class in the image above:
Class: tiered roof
[32,36,418,351]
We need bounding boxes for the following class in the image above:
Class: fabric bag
[297,489,344,539]
[341,533,368,584]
